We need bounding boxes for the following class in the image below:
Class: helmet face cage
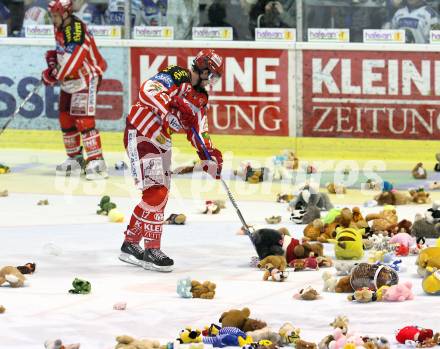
[193,49,223,85]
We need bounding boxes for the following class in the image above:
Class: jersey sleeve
[56,21,88,81]
[138,79,172,119]
[186,105,213,151]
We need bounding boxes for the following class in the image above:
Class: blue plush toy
[203,327,253,348]
[177,277,192,298]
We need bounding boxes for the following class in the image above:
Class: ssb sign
[303,50,440,139]
[130,47,290,136]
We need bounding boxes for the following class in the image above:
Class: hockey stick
[0,80,43,136]
[191,127,255,242]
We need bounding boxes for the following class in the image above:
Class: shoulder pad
[63,18,85,44]
[425,5,439,18]
[161,65,192,85]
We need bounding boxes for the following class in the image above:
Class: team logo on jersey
[64,20,84,44]
[151,73,174,89]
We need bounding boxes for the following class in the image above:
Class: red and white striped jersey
[54,16,107,93]
[127,65,213,152]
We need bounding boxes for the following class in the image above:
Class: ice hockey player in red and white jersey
[120,49,224,272]
[42,0,108,180]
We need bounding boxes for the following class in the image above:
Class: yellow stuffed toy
[178,328,202,344]
[115,335,161,349]
[416,247,440,277]
[328,228,364,260]
[422,268,440,295]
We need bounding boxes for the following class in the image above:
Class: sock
[81,128,103,161]
[142,209,164,249]
[63,131,81,157]
[124,204,145,244]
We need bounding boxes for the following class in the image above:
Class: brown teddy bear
[326,183,347,195]
[0,266,25,288]
[191,280,216,299]
[292,241,324,260]
[409,189,430,204]
[374,191,412,206]
[258,255,287,272]
[115,335,161,349]
[219,307,267,332]
[351,207,368,229]
[277,194,295,203]
[335,275,354,293]
[347,287,377,303]
[366,209,398,233]
[303,219,329,242]
[412,162,427,179]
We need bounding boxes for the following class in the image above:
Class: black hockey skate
[142,248,174,272]
[119,241,144,267]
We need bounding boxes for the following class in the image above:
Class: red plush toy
[396,326,433,344]
[395,244,410,257]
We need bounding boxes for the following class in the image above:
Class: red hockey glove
[45,50,57,69]
[170,96,197,129]
[42,67,57,86]
[197,148,223,180]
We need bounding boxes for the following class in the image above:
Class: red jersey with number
[127,65,213,152]
[54,16,107,93]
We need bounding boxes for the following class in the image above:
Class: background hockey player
[42,0,108,179]
[390,0,440,43]
[120,49,224,272]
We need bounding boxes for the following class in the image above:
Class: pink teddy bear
[329,329,364,349]
[381,281,414,302]
[389,233,416,248]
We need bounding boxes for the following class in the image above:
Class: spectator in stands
[22,0,51,29]
[203,1,238,40]
[0,1,11,35]
[249,0,295,39]
[105,0,144,26]
[391,0,440,43]
[141,0,167,26]
[167,0,199,39]
[73,0,103,25]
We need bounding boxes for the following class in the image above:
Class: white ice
[1,193,440,349]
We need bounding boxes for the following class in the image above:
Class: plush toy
[68,278,91,294]
[374,190,412,206]
[44,339,80,349]
[0,305,5,313]
[334,275,354,293]
[279,323,301,345]
[322,271,338,292]
[178,328,203,344]
[251,229,285,260]
[330,316,349,335]
[422,268,440,295]
[97,195,116,215]
[410,188,431,204]
[289,184,333,212]
[389,233,416,249]
[395,326,433,345]
[115,336,160,349]
[347,287,377,303]
[37,199,49,205]
[191,280,216,299]
[368,234,390,251]
[257,255,287,272]
[16,262,36,275]
[412,206,440,239]
[380,281,414,301]
[113,302,127,310]
[429,181,440,190]
[203,327,253,347]
[390,219,412,235]
[416,247,440,277]
[366,209,398,233]
[294,286,320,300]
[265,216,282,224]
[329,228,364,260]
[412,163,427,179]
[328,328,363,349]
[262,263,288,281]
[164,214,186,225]
[203,200,222,214]
[246,327,281,345]
[304,219,335,243]
[334,261,357,276]
[219,308,267,332]
[351,207,368,230]
[326,183,346,195]
[177,278,194,298]
[0,266,25,288]
[349,263,398,291]
[296,339,318,349]
[108,209,124,223]
[277,193,295,203]
[291,206,321,225]
[0,163,10,174]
